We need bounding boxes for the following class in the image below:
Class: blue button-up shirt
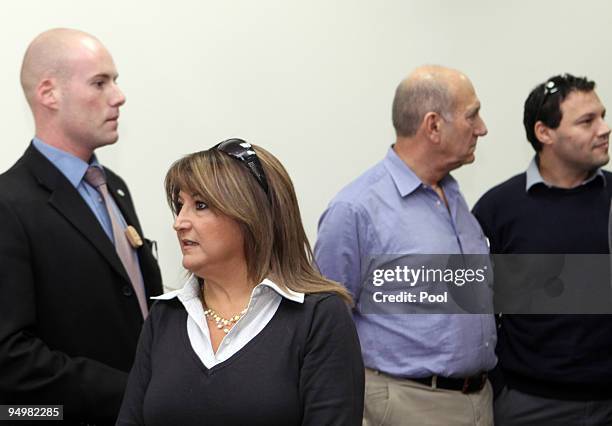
[33,137,127,243]
[314,146,497,378]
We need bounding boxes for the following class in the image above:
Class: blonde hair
[165,143,353,305]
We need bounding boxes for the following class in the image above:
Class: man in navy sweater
[473,74,612,425]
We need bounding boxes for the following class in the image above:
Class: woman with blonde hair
[117,139,364,425]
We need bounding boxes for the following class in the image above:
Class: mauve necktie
[84,166,148,318]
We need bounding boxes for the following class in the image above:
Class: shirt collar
[32,137,102,188]
[525,155,605,192]
[152,274,305,304]
[383,145,459,197]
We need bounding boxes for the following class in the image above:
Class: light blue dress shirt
[314,146,497,378]
[525,156,604,191]
[33,137,128,243]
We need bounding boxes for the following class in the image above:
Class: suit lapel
[24,144,132,285]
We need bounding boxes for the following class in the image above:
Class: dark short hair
[523,73,596,151]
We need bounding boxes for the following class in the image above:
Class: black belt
[412,373,487,394]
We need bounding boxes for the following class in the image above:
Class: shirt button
[436,200,441,206]
[485,342,489,347]
[122,286,133,297]
[224,338,231,344]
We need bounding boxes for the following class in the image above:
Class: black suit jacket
[0,144,163,424]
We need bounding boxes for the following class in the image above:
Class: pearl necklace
[203,306,247,334]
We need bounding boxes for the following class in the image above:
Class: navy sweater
[473,171,612,400]
[116,293,364,425]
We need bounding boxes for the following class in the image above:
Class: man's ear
[534,121,554,147]
[36,78,60,110]
[423,112,443,144]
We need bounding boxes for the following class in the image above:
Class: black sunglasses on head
[213,138,270,196]
[534,76,565,123]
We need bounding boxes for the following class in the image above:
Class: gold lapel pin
[125,225,143,248]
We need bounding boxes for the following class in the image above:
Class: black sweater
[473,171,612,400]
[116,293,364,425]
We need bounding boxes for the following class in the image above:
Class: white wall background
[1,0,610,289]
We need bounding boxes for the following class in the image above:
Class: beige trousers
[364,369,494,426]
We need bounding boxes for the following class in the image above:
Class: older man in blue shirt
[315,65,496,426]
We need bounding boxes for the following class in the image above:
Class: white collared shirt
[152,274,304,368]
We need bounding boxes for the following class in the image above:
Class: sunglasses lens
[214,139,270,196]
[536,77,564,122]
[217,139,252,157]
